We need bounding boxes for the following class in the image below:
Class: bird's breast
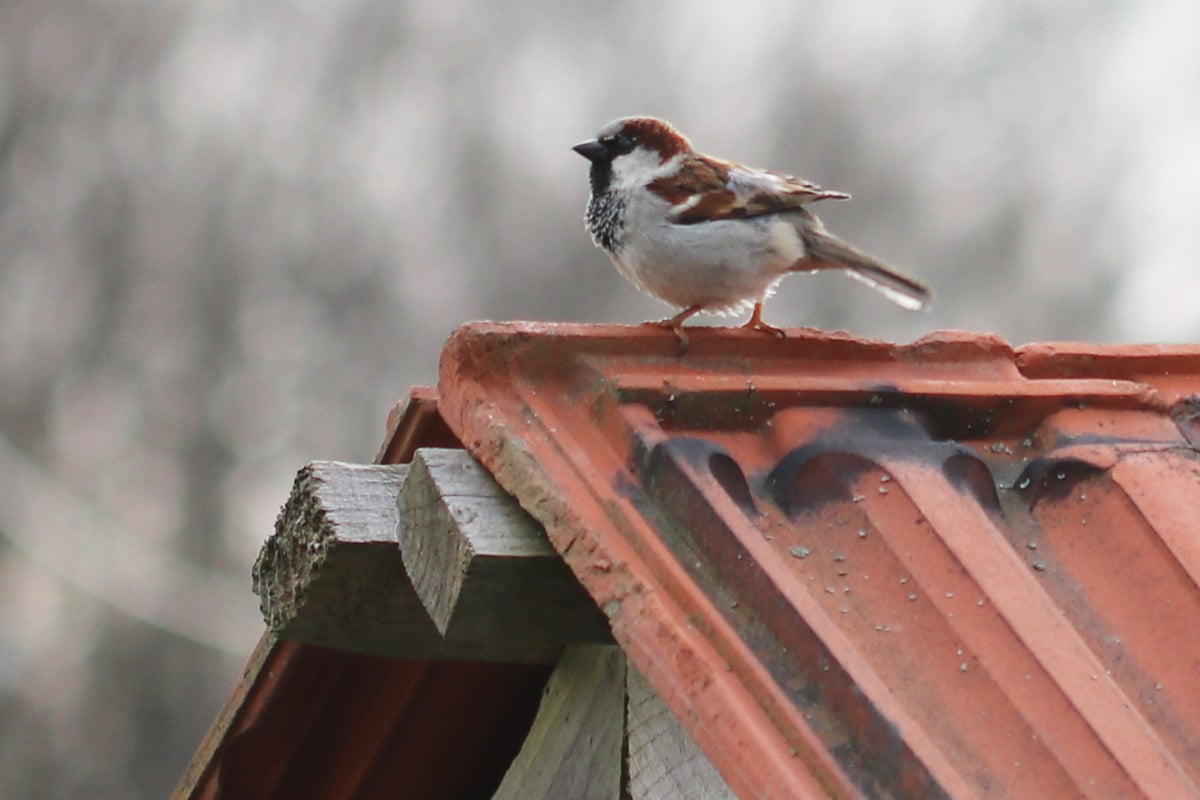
[616,213,806,312]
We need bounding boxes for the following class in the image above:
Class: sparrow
[572,116,932,350]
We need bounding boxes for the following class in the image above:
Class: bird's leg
[647,305,702,354]
[741,302,786,339]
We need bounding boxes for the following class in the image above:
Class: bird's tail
[799,226,932,312]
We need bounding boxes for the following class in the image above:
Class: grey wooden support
[626,663,736,800]
[397,448,612,645]
[491,644,625,799]
[491,646,736,800]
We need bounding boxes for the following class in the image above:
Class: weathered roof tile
[438,322,1200,799]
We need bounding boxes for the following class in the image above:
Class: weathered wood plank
[627,664,736,800]
[398,448,611,644]
[492,644,625,800]
[252,460,560,663]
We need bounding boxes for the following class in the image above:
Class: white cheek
[611,151,682,192]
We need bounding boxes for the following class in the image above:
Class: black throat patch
[585,161,624,253]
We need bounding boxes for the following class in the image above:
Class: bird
[572,116,932,351]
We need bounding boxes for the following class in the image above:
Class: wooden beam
[252,460,560,663]
[491,645,625,799]
[626,664,736,799]
[398,448,612,645]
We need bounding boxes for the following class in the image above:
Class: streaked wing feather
[653,156,850,225]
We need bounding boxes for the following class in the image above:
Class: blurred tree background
[1,1,1198,796]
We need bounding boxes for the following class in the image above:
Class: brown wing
[650,155,850,225]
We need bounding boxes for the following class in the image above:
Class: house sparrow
[572,116,932,350]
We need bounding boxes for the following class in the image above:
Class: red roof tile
[437,322,1200,799]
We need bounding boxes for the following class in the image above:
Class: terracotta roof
[436,322,1200,799]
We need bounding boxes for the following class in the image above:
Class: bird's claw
[647,317,691,355]
[741,319,786,339]
[741,303,786,339]
[646,305,701,355]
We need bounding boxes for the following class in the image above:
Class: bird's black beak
[572,139,608,162]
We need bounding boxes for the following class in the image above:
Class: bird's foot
[741,303,786,339]
[646,306,702,355]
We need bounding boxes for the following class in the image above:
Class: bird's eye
[606,133,637,155]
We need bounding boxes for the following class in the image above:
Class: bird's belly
[615,217,804,313]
